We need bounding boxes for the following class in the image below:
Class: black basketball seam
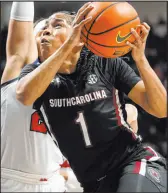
[81,35,106,57]
[81,31,131,48]
[86,41,106,57]
[85,2,120,46]
[86,16,139,35]
[82,36,130,58]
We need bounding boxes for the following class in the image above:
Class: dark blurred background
[1,2,167,157]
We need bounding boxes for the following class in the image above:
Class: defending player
[16,2,167,192]
[1,2,66,192]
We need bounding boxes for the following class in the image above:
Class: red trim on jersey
[133,161,141,174]
[132,160,147,176]
[144,146,158,160]
[114,89,138,140]
[131,132,137,140]
[113,89,122,126]
[40,178,48,181]
[60,160,70,168]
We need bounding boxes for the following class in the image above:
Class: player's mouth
[41,38,51,45]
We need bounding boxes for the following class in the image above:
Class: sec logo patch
[87,74,98,85]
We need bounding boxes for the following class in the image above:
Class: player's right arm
[1,2,37,84]
[16,3,93,106]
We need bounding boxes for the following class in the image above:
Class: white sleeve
[10,2,34,21]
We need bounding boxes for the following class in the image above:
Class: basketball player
[1,2,66,192]
[1,3,138,192]
[16,2,167,192]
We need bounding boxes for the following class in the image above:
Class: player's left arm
[127,23,166,118]
[125,104,138,133]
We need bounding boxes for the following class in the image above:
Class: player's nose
[42,28,52,36]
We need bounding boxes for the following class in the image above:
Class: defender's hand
[126,22,150,62]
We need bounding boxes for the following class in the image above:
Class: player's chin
[40,45,51,54]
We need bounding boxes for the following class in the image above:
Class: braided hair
[75,47,95,91]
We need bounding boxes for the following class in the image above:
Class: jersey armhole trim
[1,58,40,89]
[1,78,18,88]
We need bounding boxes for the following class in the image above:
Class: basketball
[81,2,141,58]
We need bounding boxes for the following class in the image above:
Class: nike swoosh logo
[116,31,132,43]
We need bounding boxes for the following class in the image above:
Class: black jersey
[19,50,144,184]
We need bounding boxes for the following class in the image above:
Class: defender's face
[36,13,72,61]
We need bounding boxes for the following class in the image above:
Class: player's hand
[126,22,150,62]
[68,2,94,48]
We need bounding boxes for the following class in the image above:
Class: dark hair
[75,47,95,91]
[48,11,76,25]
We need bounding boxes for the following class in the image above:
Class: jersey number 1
[75,112,92,147]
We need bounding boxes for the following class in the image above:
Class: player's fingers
[76,16,92,29]
[76,42,85,49]
[75,2,92,23]
[131,28,142,45]
[75,4,94,25]
[72,42,84,53]
[77,2,92,15]
[142,22,151,31]
[126,41,136,49]
[138,25,149,42]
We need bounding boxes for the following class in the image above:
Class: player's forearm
[16,39,75,106]
[1,2,35,84]
[8,2,34,60]
[136,56,167,118]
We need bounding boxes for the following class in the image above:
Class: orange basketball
[81,2,141,58]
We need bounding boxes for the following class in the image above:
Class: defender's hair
[33,18,49,36]
[34,17,48,29]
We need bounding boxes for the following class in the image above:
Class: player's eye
[42,26,48,30]
[55,24,62,29]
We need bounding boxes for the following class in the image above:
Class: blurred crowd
[0,15,167,157]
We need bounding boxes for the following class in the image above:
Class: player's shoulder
[94,54,126,68]
[81,47,124,65]
[93,54,127,75]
